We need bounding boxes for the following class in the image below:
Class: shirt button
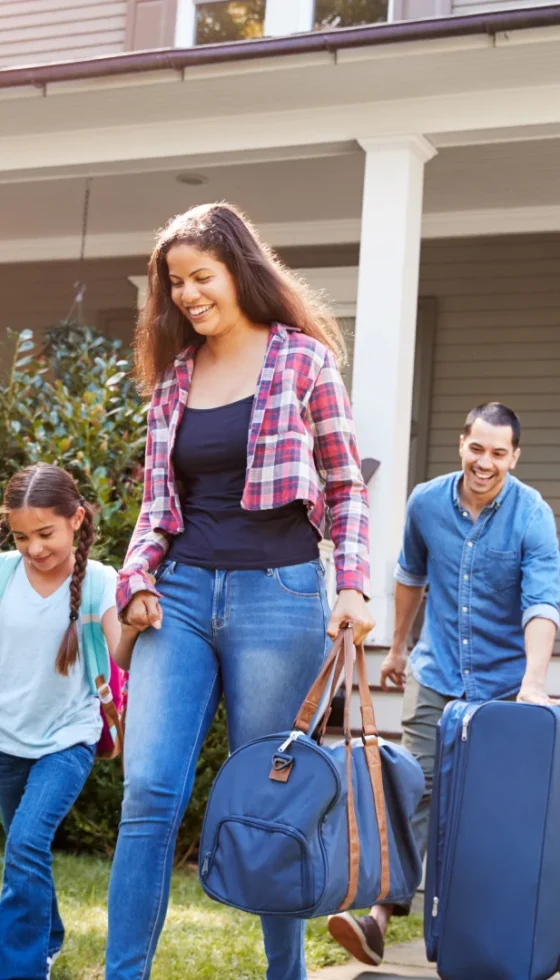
[467,541,473,548]
[464,574,469,580]
[462,606,468,613]
[463,511,468,517]
[463,639,468,645]
[464,668,470,675]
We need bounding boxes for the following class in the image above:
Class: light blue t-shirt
[0,560,117,759]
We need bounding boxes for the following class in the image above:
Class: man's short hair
[463,402,521,449]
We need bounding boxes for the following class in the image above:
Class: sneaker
[327,911,384,966]
[46,949,61,979]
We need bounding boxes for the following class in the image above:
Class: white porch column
[264,0,314,36]
[352,135,436,647]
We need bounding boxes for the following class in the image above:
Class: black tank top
[167,395,319,570]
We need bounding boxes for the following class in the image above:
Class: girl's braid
[56,501,95,676]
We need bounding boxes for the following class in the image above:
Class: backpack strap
[82,560,124,757]
[81,560,112,694]
[0,551,23,599]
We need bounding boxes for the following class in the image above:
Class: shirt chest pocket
[483,549,520,594]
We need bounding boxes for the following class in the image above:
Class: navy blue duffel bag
[199,626,424,917]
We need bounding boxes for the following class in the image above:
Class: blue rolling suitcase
[425,700,560,980]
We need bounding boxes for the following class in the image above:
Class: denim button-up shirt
[397,472,560,700]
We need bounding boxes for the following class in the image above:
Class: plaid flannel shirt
[117,324,371,612]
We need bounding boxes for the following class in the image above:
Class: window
[313,0,389,30]
[195,0,265,45]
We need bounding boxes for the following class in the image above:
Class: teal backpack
[0,551,124,759]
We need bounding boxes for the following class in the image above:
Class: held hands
[122,590,163,632]
[380,642,408,692]
[327,589,374,646]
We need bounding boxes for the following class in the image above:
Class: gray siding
[452,0,560,12]
[0,0,127,68]
[420,235,560,531]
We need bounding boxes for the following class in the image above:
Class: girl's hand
[122,590,163,631]
[112,623,141,671]
[327,589,375,645]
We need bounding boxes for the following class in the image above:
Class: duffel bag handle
[293,627,390,909]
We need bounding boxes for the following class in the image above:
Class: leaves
[0,323,229,861]
[0,324,146,566]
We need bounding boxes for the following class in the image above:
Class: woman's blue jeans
[0,742,95,980]
[106,560,330,980]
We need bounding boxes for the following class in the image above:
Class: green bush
[0,324,228,859]
[56,705,228,863]
[0,325,146,565]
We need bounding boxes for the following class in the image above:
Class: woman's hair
[135,201,346,393]
[0,463,95,676]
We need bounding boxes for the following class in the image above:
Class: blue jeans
[106,560,330,980]
[0,743,95,980]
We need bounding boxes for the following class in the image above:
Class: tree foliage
[0,324,228,860]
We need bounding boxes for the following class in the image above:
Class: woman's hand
[327,589,375,645]
[121,590,163,632]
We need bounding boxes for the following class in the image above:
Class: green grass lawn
[45,852,422,979]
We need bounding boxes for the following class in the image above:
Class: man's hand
[517,682,560,707]
[380,643,408,691]
[122,590,163,632]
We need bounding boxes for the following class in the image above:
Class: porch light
[176,172,209,185]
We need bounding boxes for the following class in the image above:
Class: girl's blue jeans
[0,742,95,979]
[106,560,330,980]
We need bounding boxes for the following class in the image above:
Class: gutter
[1,4,560,89]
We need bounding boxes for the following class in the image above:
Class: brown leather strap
[338,627,360,910]
[96,675,125,760]
[355,643,391,901]
[316,644,347,744]
[293,631,346,733]
[293,627,391,907]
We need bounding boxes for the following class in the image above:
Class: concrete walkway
[309,938,560,980]
[308,939,437,980]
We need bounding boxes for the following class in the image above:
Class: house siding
[0,0,128,68]
[420,235,560,536]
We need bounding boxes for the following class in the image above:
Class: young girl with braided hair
[0,463,137,980]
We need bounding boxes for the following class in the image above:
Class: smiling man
[328,402,560,968]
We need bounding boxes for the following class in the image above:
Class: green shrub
[0,325,228,859]
[0,325,146,565]
[56,704,228,862]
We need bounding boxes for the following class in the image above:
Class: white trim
[0,220,361,263]
[4,84,560,174]
[128,276,148,308]
[423,205,560,238]
[358,134,437,164]
[264,0,314,37]
[295,266,358,308]
[4,206,560,263]
[0,142,358,185]
[174,0,196,47]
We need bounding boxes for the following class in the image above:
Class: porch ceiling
[2,138,560,259]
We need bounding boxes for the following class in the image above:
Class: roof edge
[2,4,560,90]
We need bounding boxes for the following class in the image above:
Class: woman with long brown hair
[107,203,373,980]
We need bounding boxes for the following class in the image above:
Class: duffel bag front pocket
[201,816,313,914]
